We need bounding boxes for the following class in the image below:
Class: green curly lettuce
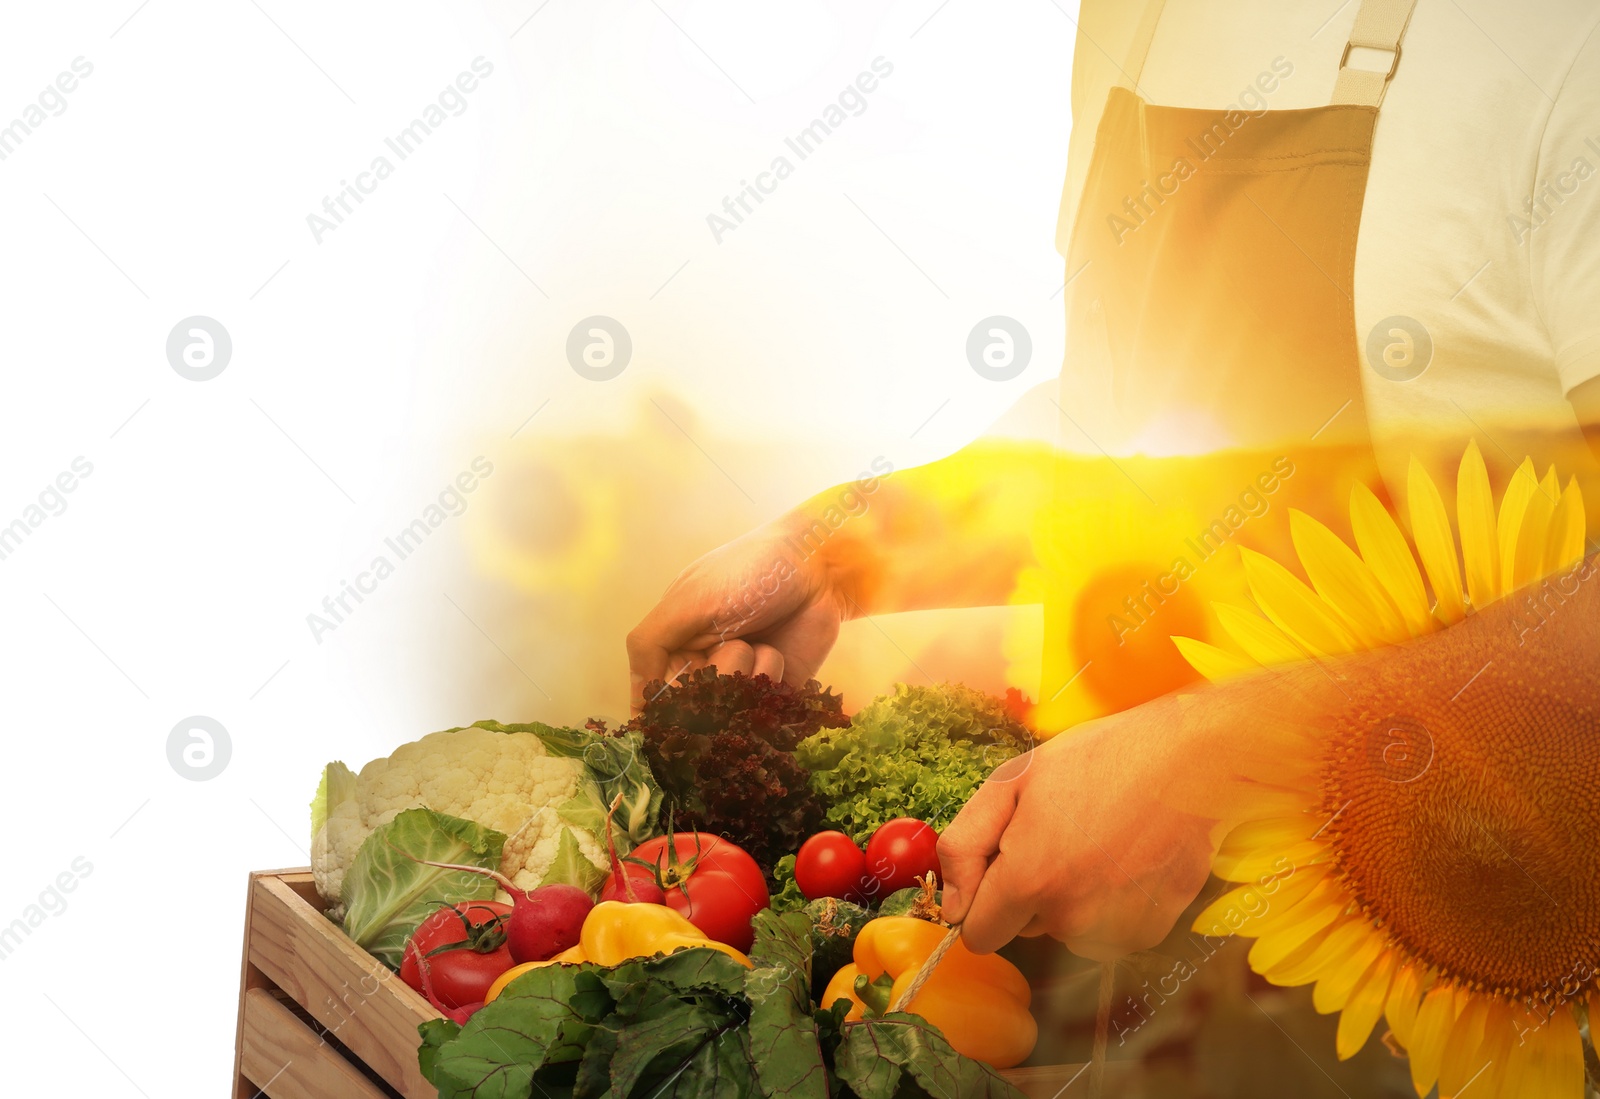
[768,854,808,913]
[796,683,1035,841]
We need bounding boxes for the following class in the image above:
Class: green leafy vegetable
[416,1018,457,1085]
[835,1015,1026,1099]
[425,959,594,1099]
[747,910,829,1099]
[421,947,754,1099]
[310,760,355,838]
[613,948,751,1003]
[539,826,608,892]
[610,1002,754,1098]
[768,855,808,914]
[340,808,505,968]
[797,683,1035,840]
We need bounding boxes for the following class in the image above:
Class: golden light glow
[1023,446,1373,733]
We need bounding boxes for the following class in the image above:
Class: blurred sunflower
[1177,440,1594,1098]
[1024,446,1369,734]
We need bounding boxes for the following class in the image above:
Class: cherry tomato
[794,831,869,903]
[399,901,514,1011]
[631,832,769,952]
[863,818,941,898]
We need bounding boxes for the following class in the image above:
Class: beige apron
[1036,0,1419,729]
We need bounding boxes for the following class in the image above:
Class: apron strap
[1330,0,1420,107]
[1122,0,1169,94]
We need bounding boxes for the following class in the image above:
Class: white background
[0,1,1076,1094]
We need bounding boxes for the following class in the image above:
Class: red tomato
[794,831,869,903]
[631,832,769,952]
[863,818,941,898]
[399,901,514,1011]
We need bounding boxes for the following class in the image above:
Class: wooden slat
[239,988,391,1099]
[244,872,439,1099]
[276,869,323,907]
[234,867,277,1099]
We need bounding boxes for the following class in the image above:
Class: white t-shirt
[1053,0,1600,461]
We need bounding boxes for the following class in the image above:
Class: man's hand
[626,518,849,712]
[938,695,1219,960]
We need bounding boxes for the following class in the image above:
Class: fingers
[706,640,756,676]
[633,641,787,713]
[626,629,672,713]
[751,644,784,682]
[936,755,1027,924]
[627,595,727,710]
[753,601,841,686]
[692,640,786,682]
[958,851,1039,955]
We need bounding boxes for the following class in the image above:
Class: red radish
[396,852,594,964]
[600,791,666,905]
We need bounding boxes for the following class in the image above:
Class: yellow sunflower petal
[1509,466,1558,593]
[1290,509,1410,647]
[1495,458,1539,596]
[1191,864,1328,939]
[1349,482,1433,638]
[1509,1003,1583,1099]
[1473,999,1515,1099]
[1458,440,1500,608]
[1212,838,1328,882]
[1383,961,1425,1048]
[1213,602,1307,665]
[1252,862,1330,919]
[1312,926,1385,1013]
[1191,883,1263,939]
[1257,920,1343,985]
[1240,547,1362,657]
[1170,635,1255,682]
[1408,457,1466,624]
[1437,993,1489,1096]
[1408,984,1462,1096]
[1334,949,1396,1060]
[1248,887,1347,974]
[1217,814,1323,851]
[1546,477,1588,575]
[1265,913,1370,987]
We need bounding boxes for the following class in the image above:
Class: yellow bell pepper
[578,901,753,968]
[819,916,1037,1069]
[484,902,752,1003]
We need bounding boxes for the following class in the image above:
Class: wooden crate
[233,868,1085,1099]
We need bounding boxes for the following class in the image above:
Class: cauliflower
[311,720,660,911]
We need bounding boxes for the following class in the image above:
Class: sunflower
[1175,440,1594,1098]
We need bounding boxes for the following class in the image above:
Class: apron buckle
[1340,40,1402,83]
